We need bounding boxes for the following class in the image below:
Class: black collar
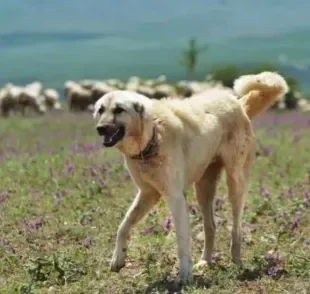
[130,127,158,160]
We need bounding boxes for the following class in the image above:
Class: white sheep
[43,89,61,110]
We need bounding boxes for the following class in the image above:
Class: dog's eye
[113,106,125,114]
[98,106,105,115]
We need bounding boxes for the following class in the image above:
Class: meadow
[0,110,309,293]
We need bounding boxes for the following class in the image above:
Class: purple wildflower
[0,192,10,203]
[267,266,285,278]
[215,197,224,211]
[261,145,273,156]
[23,218,45,231]
[263,250,287,279]
[304,191,310,208]
[141,227,152,235]
[304,240,310,247]
[66,165,74,175]
[291,214,302,231]
[263,251,285,267]
[84,236,94,248]
[0,240,15,254]
[259,186,270,198]
[163,218,172,230]
[287,188,293,198]
[189,205,198,215]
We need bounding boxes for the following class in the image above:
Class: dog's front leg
[165,190,192,284]
[110,188,160,272]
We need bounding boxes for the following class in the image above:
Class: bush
[209,65,241,88]
[210,63,301,109]
[245,63,278,75]
[284,77,300,109]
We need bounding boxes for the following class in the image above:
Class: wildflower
[261,145,273,156]
[0,192,9,203]
[291,214,302,231]
[163,218,172,230]
[84,236,94,248]
[141,227,152,235]
[215,197,224,211]
[259,186,270,198]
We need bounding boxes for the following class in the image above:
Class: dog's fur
[93,72,289,283]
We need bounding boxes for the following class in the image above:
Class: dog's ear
[133,102,144,116]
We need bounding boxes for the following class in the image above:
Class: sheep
[0,84,23,116]
[0,86,14,117]
[64,81,76,96]
[125,77,141,92]
[176,81,194,97]
[18,83,46,116]
[65,82,93,112]
[25,81,43,96]
[91,82,116,102]
[136,85,155,98]
[43,89,61,111]
[106,79,125,90]
[153,83,177,99]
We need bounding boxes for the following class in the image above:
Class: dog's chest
[127,157,168,194]
[137,158,162,173]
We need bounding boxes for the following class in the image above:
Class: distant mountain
[0,0,309,91]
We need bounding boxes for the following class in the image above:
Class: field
[0,111,309,294]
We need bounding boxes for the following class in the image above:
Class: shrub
[209,65,241,88]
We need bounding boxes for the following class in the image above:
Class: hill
[0,0,309,91]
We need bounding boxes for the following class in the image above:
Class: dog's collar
[130,127,158,160]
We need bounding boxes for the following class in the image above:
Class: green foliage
[245,63,278,74]
[209,63,304,109]
[179,37,208,79]
[209,65,241,88]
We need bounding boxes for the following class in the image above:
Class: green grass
[0,111,309,293]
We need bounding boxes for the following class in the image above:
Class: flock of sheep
[64,75,234,112]
[0,81,61,117]
[1,75,309,117]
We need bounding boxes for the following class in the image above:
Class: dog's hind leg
[194,159,223,267]
[223,146,255,265]
[110,188,160,272]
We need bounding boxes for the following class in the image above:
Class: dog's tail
[233,72,289,119]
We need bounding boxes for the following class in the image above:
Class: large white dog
[93,72,288,283]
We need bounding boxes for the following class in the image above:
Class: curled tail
[233,71,289,119]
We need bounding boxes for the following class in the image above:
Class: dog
[92,72,289,283]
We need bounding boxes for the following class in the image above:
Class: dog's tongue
[102,128,120,145]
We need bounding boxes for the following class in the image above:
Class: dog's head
[93,90,154,154]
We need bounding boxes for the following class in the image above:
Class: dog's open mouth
[102,125,125,147]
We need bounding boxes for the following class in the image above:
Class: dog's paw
[176,261,193,285]
[175,271,193,286]
[110,253,126,272]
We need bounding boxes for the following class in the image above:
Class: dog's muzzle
[96,124,125,147]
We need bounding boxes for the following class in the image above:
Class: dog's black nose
[96,125,108,136]
[96,125,118,136]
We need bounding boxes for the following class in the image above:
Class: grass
[0,111,309,293]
